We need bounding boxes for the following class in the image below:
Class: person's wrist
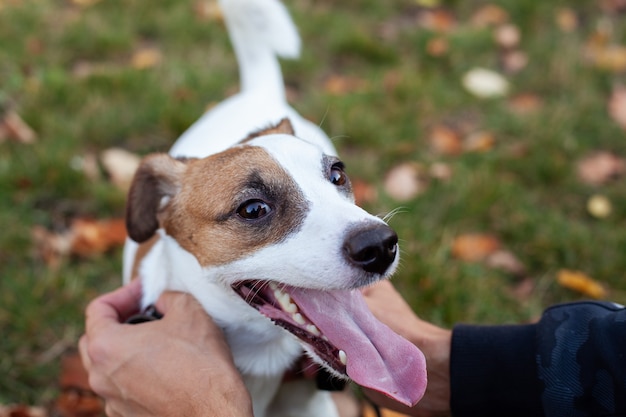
[408,321,452,417]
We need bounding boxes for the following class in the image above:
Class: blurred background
[1,0,625,409]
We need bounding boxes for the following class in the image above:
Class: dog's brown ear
[244,118,295,141]
[126,154,188,243]
[267,118,295,135]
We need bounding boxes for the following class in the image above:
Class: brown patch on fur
[130,234,160,279]
[242,118,295,143]
[126,146,308,267]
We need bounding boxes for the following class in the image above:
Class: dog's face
[126,121,425,407]
[127,128,399,291]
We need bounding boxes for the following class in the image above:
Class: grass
[1,0,626,405]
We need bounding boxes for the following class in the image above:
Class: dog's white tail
[219,0,300,98]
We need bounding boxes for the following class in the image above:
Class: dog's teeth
[339,350,347,366]
[293,313,306,325]
[269,282,278,291]
[275,290,297,312]
[306,324,321,336]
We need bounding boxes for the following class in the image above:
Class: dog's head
[126,119,426,407]
[127,118,399,289]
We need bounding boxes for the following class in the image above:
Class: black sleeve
[449,301,626,417]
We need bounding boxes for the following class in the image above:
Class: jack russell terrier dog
[122,0,427,415]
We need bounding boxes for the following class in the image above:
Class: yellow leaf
[587,194,612,219]
[131,48,163,70]
[557,269,607,299]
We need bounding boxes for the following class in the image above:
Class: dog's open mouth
[232,280,427,407]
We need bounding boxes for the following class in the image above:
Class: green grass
[2,0,626,405]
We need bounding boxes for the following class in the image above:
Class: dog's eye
[237,199,272,220]
[329,163,347,186]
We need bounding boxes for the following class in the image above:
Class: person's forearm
[450,323,542,417]
[450,301,626,417]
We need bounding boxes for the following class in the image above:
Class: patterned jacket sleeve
[449,301,626,417]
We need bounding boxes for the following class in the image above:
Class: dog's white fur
[123,1,398,416]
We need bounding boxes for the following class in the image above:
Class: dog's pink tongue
[288,286,427,407]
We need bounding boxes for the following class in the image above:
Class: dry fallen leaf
[70,218,127,257]
[471,4,509,27]
[507,93,544,115]
[323,74,369,95]
[608,84,626,130]
[193,0,223,21]
[384,162,428,201]
[557,269,607,299]
[426,36,449,57]
[428,125,463,156]
[53,351,104,417]
[0,405,47,417]
[131,47,163,70]
[417,9,457,33]
[462,67,509,98]
[451,233,501,262]
[500,50,528,73]
[71,61,118,79]
[576,151,625,185]
[0,109,37,144]
[32,218,127,266]
[555,8,578,33]
[486,249,527,276]
[494,24,521,49]
[428,162,453,181]
[585,39,626,73]
[100,147,141,192]
[464,131,496,152]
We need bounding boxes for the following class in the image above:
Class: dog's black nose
[344,224,398,274]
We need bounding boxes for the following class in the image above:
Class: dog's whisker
[240,280,267,304]
[301,360,321,375]
[318,106,330,130]
[329,134,350,144]
[380,207,407,223]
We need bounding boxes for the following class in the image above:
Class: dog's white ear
[126,154,188,243]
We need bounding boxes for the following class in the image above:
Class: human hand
[362,280,451,417]
[79,280,253,417]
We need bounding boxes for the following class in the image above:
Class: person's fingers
[85,280,143,328]
[78,335,92,371]
[155,290,206,320]
[362,279,394,297]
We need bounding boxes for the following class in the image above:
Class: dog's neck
[139,232,303,376]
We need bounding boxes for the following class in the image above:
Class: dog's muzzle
[343,223,398,274]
